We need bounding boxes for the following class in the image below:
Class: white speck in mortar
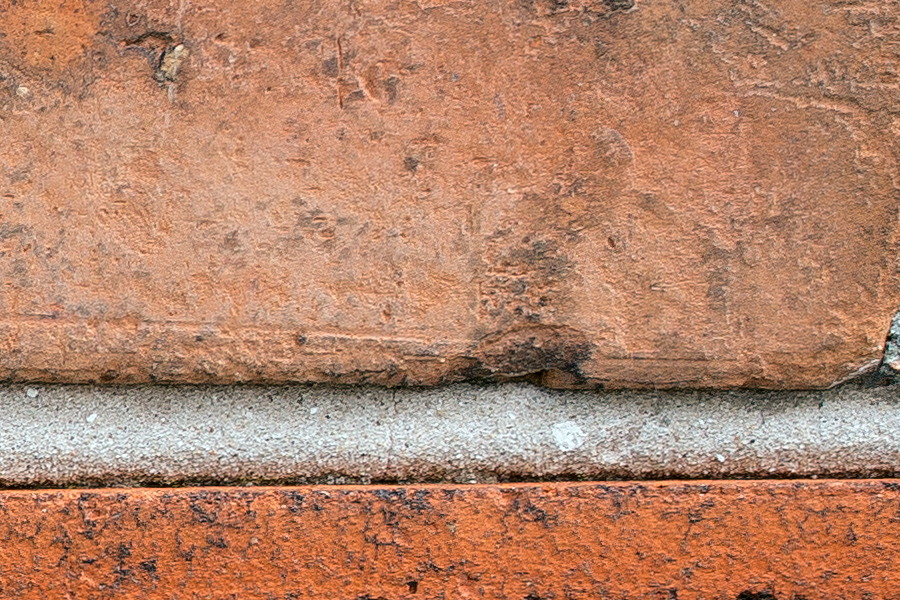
[86,413,98,424]
[25,388,39,398]
[551,421,586,452]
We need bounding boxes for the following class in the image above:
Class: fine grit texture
[1,381,898,487]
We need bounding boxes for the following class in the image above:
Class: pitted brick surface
[0,482,898,598]
[0,0,897,387]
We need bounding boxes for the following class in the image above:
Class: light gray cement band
[2,381,898,487]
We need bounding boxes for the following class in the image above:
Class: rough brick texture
[0,0,897,387]
[0,481,898,598]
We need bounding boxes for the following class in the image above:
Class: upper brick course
[0,0,897,388]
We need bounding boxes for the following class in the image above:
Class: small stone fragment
[155,44,189,83]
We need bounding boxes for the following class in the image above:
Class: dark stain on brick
[188,495,219,524]
[139,558,158,578]
[473,325,592,380]
[511,495,557,528]
[384,76,400,103]
[737,592,778,600]
[602,0,634,11]
[322,57,339,77]
[403,156,420,172]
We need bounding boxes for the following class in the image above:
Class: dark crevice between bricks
[3,460,900,491]
[874,306,900,384]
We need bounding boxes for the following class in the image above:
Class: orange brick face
[0,0,897,388]
[0,481,898,598]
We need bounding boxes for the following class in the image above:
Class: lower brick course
[0,480,897,598]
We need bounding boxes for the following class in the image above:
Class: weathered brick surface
[0,0,897,387]
[0,481,898,598]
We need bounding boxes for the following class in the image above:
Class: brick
[0,0,897,387]
[0,481,898,598]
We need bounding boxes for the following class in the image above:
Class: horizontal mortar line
[0,381,897,488]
